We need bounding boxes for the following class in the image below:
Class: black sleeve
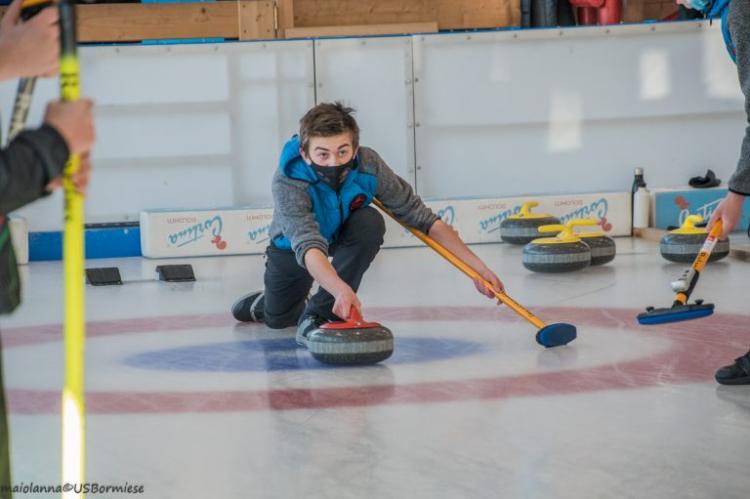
[0,125,70,214]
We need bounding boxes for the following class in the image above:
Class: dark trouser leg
[263,245,314,329]
[305,207,385,322]
[0,335,11,499]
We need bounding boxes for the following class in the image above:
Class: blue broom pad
[535,323,577,348]
[637,304,714,325]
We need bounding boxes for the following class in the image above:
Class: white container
[633,186,650,229]
[9,217,28,265]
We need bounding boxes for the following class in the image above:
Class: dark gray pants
[263,206,385,328]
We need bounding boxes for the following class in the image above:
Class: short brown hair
[299,102,360,153]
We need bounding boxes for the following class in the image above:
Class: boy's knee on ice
[264,313,299,330]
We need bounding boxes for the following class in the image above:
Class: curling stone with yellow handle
[660,215,730,263]
[522,223,592,273]
[567,219,617,266]
[500,201,561,245]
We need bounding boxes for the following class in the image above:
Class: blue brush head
[535,323,577,348]
[637,303,714,325]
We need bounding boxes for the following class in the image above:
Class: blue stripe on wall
[29,226,142,261]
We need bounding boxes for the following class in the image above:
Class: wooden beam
[276,0,295,38]
[436,0,520,29]
[624,0,677,22]
[2,0,520,42]
[292,0,437,27]
[77,3,239,42]
[622,0,646,23]
[285,21,437,39]
[238,0,275,40]
[291,0,520,30]
[0,3,239,42]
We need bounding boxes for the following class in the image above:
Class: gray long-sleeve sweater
[269,146,438,267]
[728,0,750,195]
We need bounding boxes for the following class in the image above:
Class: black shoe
[295,314,327,347]
[715,350,750,385]
[689,169,721,189]
[231,291,265,322]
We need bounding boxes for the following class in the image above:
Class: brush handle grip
[674,220,723,305]
[696,220,723,269]
[372,198,546,329]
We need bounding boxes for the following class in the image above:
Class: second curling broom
[638,220,723,325]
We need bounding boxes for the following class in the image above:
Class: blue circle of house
[124,337,485,372]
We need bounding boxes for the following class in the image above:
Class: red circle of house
[1,306,747,414]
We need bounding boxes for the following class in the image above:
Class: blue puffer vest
[709,0,736,63]
[272,136,379,250]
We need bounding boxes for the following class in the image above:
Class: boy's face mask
[676,0,709,12]
[302,133,357,190]
[310,158,354,191]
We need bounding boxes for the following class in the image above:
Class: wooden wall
[289,0,519,31]
[0,0,681,43]
[623,0,678,23]
[0,0,519,42]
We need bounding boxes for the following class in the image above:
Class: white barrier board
[141,192,630,258]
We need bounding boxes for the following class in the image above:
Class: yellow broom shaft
[59,2,86,495]
[694,220,723,273]
[673,220,723,306]
[372,198,546,329]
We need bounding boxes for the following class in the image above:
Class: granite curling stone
[660,215,729,264]
[568,219,617,266]
[500,201,561,245]
[522,223,592,273]
[305,309,394,365]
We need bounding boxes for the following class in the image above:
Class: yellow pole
[372,198,547,330]
[674,220,723,306]
[59,1,85,497]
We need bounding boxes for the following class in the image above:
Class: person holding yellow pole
[675,0,750,384]
[0,0,94,494]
